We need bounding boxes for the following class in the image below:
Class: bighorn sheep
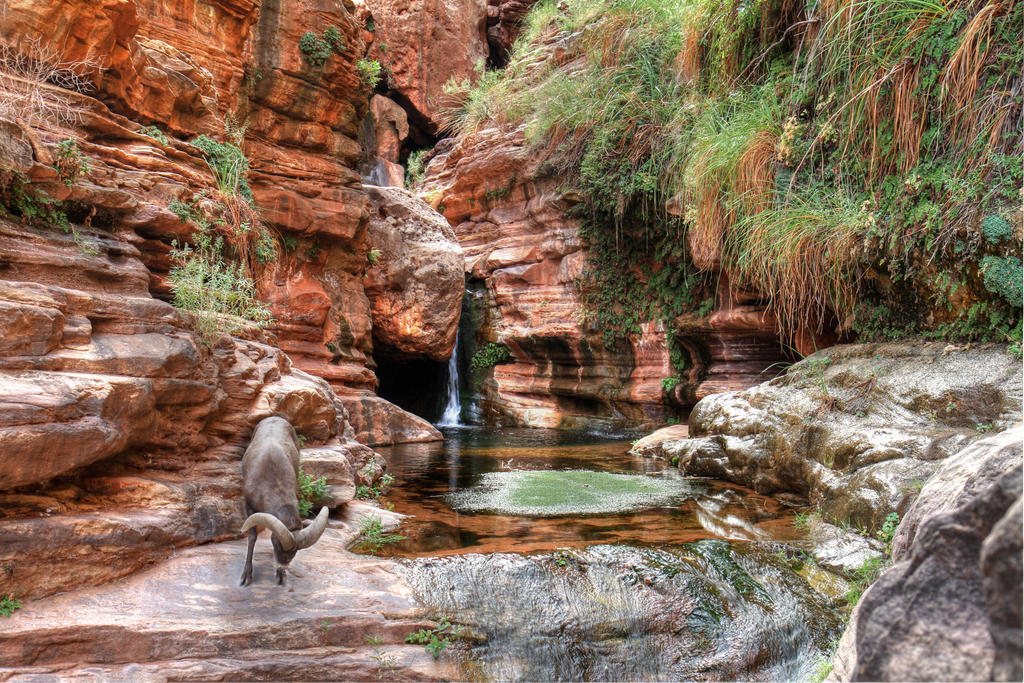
[239,416,329,586]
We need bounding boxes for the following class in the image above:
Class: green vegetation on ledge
[441,0,1022,351]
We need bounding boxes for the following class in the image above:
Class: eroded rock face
[829,428,1023,682]
[363,185,464,362]
[0,0,446,437]
[361,0,489,135]
[360,94,410,187]
[630,342,1022,530]
[0,217,390,599]
[0,0,462,602]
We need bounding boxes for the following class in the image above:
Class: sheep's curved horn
[294,507,329,549]
[241,513,296,551]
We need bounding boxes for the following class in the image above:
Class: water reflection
[370,427,803,557]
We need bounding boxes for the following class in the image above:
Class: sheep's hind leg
[240,526,258,586]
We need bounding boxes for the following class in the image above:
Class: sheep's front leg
[275,564,288,586]
[240,526,258,586]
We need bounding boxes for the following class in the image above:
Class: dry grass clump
[0,38,97,126]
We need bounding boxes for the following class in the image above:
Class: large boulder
[830,427,1023,681]
[363,185,464,362]
[632,342,1022,529]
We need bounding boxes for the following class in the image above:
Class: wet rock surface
[631,342,1022,529]
[830,427,1023,682]
[403,541,843,682]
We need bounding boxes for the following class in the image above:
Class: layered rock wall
[0,214,384,599]
[0,0,473,598]
[420,124,794,428]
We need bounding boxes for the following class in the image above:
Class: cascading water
[438,332,462,426]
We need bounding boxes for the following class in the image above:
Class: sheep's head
[240,507,329,584]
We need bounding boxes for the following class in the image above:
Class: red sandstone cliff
[420,123,797,428]
[0,0,470,599]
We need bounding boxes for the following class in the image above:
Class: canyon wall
[0,0,470,598]
[419,125,794,429]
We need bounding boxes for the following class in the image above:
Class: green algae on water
[446,469,704,517]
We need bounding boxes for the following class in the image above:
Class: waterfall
[438,332,461,426]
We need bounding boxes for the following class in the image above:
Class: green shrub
[140,125,170,146]
[405,149,427,189]
[470,342,512,370]
[661,376,680,392]
[54,138,89,186]
[356,473,394,500]
[0,168,69,231]
[353,516,405,553]
[357,59,382,89]
[190,134,253,202]
[297,467,329,516]
[981,256,1023,308]
[982,215,1013,244]
[299,31,331,67]
[876,512,899,551]
[367,247,383,265]
[0,594,21,618]
[168,227,273,343]
[406,617,460,659]
[323,26,345,53]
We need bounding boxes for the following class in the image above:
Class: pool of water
[371,426,806,557]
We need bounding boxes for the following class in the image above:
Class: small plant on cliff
[367,635,399,679]
[353,516,405,553]
[190,134,253,203]
[0,594,21,618]
[367,247,383,265]
[845,555,887,608]
[470,342,512,370]
[299,31,332,67]
[357,59,382,89]
[0,169,69,232]
[406,617,460,659]
[297,467,329,516]
[876,512,899,551]
[356,472,394,500]
[140,125,170,146]
[53,138,90,186]
[405,149,427,189]
[661,376,681,393]
[168,227,273,343]
[323,26,346,53]
[300,27,346,67]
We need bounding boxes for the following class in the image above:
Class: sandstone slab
[0,526,454,681]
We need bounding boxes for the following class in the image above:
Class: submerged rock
[631,342,1022,530]
[402,541,843,681]
[830,427,1023,682]
[446,469,706,516]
